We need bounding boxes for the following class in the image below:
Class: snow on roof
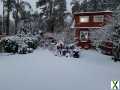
[73,10,113,15]
[71,26,102,29]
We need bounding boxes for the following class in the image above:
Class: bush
[0,35,39,54]
[18,43,34,54]
[0,39,18,53]
[18,44,28,54]
[0,42,3,52]
[25,38,39,49]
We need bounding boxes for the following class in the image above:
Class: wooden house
[72,11,112,49]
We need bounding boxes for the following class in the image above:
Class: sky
[0,0,38,15]
[0,0,80,16]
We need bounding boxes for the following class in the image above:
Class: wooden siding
[73,11,112,48]
[74,11,112,28]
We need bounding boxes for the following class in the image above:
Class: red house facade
[73,11,112,49]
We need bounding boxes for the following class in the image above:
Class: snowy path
[0,49,120,90]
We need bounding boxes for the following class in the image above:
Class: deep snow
[0,48,120,90]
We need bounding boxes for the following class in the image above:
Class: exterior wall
[74,12,112,28]
[73,11,112,49]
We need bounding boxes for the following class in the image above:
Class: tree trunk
[6,0,10,35]
[15,0,20,34]
[15,10,19,34]
[15,19,18,34]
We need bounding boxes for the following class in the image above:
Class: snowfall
[0,48,120,90]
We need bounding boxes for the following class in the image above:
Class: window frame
[80,16,89,23]
[93,15,104,22]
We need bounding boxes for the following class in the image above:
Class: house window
[80,16,89,23]
[80,31,89,41]
[94,15,104,22]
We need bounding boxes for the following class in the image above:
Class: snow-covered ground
[0,48,120,90]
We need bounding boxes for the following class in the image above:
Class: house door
[79,30,91,49]
[80,31,89,42]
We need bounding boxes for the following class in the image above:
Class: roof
[71,26,102,29]
[73,10,113,15]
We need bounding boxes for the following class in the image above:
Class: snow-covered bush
[0,35,39,54]
[0,39,18,53]
[25,37,39,49]
[18,43,34,54]
[0,42,3,52]
[18,43,28,54]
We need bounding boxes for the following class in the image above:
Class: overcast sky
[0,0,77,16]
[0,0,38,15]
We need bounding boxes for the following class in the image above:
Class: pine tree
[80,0,88,12]
[36,0,66,32]
[71,0,80,13]
[6,0,10,35]
[111,5,120,61]
[112,6,120,46]
[79,0,120,12]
